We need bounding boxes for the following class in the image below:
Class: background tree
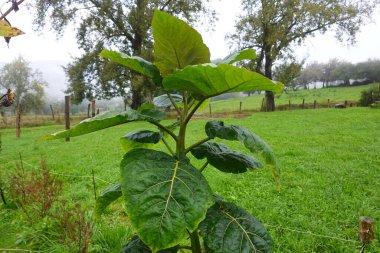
[229,0,378,111]
[31,0,216,109]
[0,56,46,137]
[331,61,354,86]
[321,58,340,88]
[355,59,380,83]
[297,61,324,89]
[273,59,303,90]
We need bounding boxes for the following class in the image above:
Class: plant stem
[149,121,178,142]
[162,138,175,156]
[199,162,209,173]
[185,137,212,154]
[184,98,206,125]
[190,230,202,253]
[167,92,181,116]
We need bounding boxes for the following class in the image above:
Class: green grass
[1,107,379,252]
[200,84,378,114]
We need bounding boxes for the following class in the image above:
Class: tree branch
[159,0,173,11]
[185,137,212,154]
[0,0,25,20]
[87,0,135,43]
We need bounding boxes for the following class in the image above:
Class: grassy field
[200,83,378,114]
[1,107,379,252]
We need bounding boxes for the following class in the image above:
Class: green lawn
[1,107,379,252]
[200,83,378,114]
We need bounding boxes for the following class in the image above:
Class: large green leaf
[121,149,214,251]
[121,235,179,253]
[100,50,162,86]
[120,130,163,152]
[199,201,273,253]
[153,94,183,108]
[205,121,280,175]
[95,183,122,218]
[191,142,262,173]
[212,49,257,65]
[41,109,165,140]
[152,10,210,76]
[163,64,284,98]
[124,130,163,144]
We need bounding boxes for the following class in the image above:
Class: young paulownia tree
[43,10,283,253]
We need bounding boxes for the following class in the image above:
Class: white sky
[1,0,380,64]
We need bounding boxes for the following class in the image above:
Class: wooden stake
[359,217,374,245]
[65,96,70,142]
[16,105,21,138]
[91,100,96,117]
[50,105,55,120]
[87,104,91,118]
[92,168,97,200]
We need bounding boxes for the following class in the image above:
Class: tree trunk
[131,85,143,110]
[264,53,275,111]
[265,91,275,111]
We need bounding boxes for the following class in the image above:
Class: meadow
[1,105,379,252]
[201,84,376,114]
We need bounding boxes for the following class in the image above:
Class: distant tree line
[274,58,380,90]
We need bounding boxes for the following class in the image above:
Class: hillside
[200,84,378,114]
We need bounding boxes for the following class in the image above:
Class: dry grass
[0,114,88,129]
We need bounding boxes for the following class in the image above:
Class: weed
[8,158,63,222]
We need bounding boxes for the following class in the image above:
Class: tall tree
[0,56,46,137]
[0,56,46,112]
[230,0,378,111]
[31,0,216,109]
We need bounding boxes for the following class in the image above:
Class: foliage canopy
[229,0,379,110]
[32,0,216,108]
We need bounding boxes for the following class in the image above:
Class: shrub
[359,84,380,106]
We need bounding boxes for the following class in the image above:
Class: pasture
[202,84,376,114]
[0,107,379,252]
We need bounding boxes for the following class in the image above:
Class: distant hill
[0,60,68,99]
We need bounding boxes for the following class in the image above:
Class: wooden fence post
[16,105,21,139]
[87,104,91,118]
[327,99,330,108]
[91,100,96,117]
[359,216,374,253]
[239,101,242,113]
[288,100,291,110]
[209,103,212,116]
[50,105,55,120]
[302,99,305,109]
[314,100,317,109]
[65,96,70,142]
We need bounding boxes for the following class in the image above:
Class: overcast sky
[1,1,380,64]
